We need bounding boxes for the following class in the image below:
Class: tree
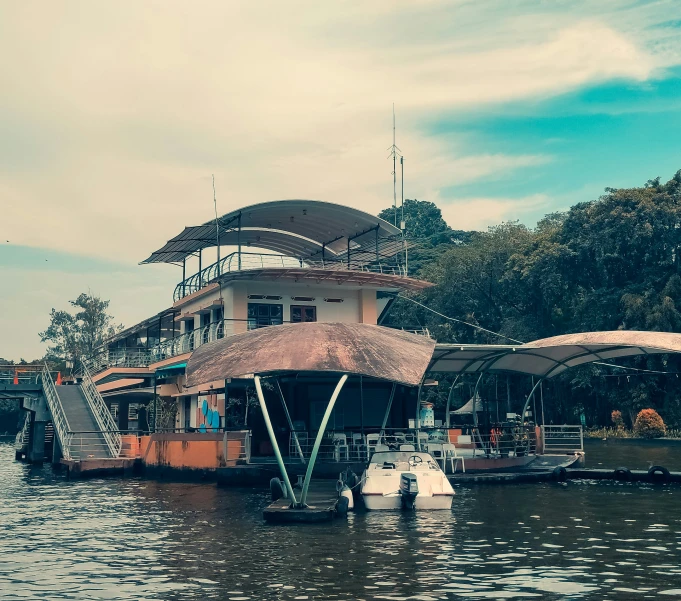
[378,199,471,276]
[634,408,666,438]
[39,292,123,366]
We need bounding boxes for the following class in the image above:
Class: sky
[2,0,681,360]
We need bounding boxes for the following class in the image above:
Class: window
[247,303,283,329]
[291,305,317,323]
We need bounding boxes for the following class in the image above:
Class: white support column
[299,374,348,508]
[254,376,297,505]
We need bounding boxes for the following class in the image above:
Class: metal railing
[80,364,122,458]
[89,319,427,374]
[285,426,537,463]
[40,363,74,460]
[541,425,584,453]
[14,412,31,452]
[86,348,153,373]
[173,251,408,301]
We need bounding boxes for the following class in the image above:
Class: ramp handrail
[80,363,122,458]
[40,363,73,460]
[14,412,31,451]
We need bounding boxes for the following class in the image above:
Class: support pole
[152,377,157,433]
[237,213,242,270]
[198,249,202,286]
[299,374,348,507]
[255,376,297,505]
[380,382,397,437]
[445,375,461,428]
[521,378,543,425]
[471,374,485,452]
[276,379,305,464]
[182,258,186,297]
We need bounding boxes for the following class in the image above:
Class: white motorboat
[360,451,454,510]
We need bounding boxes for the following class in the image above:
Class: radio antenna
[212,174,220,275]
[387,103,402,227]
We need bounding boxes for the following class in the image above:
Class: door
[291,305,317,323]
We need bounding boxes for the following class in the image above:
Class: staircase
[40,363,121,461]
[55,385,111,459]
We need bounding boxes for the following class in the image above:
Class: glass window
[247,303,284,329]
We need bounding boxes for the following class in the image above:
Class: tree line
[380,171,681,429]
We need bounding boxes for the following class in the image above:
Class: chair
[332,433,349,461]
[366,433,380,460]
[374,444,390,452]
[443,443,465,473]
[393,432,407,445]
[351,433,365,460]
[399,444,415,451]
[417,431,429,451]
[428,443,445,470]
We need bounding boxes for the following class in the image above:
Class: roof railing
[173,251,407,301]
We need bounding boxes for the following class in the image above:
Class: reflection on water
[2,439,681,600]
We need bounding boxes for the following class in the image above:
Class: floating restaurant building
[86,199,433,472]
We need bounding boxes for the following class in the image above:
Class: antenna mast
[212,174,220,276]
[387,103,402,227]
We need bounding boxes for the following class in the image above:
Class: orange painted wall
[139,433,245,470]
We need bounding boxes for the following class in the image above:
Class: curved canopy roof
[185,323,436,387]
[429,331,681,378]
[142,199,402,264]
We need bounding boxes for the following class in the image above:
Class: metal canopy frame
[141,199,402,265]
[428,331,681,453]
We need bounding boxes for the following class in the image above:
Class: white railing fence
[541,425,584,453]
[80,364,122,458]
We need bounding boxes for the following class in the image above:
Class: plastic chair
[351,433,365,460]
[428,443,445,470]
[417,431,429,451]
[332,433,349,461]
[366,433,380,460]
[443,443,465,473]
[399,444,415,451]
[374,444,390,452]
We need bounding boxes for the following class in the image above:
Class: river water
[2,439,681,600]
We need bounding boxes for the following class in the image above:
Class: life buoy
[648,465,670,483]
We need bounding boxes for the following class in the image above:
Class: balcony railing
[174,251,407,301]
[88,320,429,375]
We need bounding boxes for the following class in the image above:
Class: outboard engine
[399,473,419,510]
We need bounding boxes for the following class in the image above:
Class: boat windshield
[369,451,433,465]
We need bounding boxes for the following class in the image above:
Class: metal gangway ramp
[41,364,122,461]
[6,364,122,463]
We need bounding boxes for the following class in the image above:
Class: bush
[611,410,624,430]
[633,408,666,439]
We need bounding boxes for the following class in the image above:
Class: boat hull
[362,492,453,510]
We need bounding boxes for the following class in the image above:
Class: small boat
[360,451,454,510]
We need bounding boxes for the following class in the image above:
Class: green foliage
[39,292,123,366]
[379,170,681,427]
[633,408,667,438]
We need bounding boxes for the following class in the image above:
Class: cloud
[1,0,680,358]
[440,194,550,231]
